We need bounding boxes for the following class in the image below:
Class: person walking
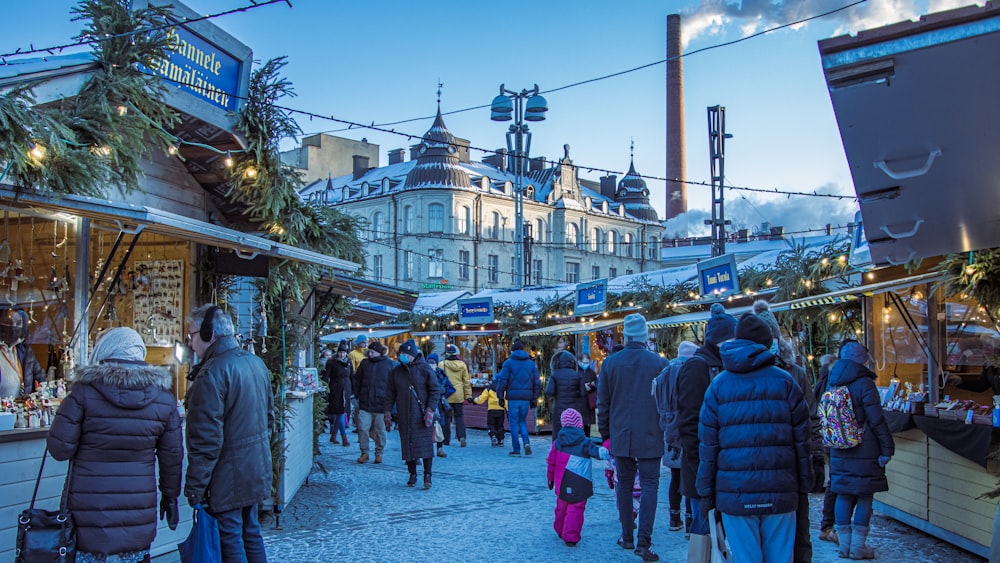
[349,334,368,371]
[597,313,669,562]
[578,352,598,436]
[325,341,353,446]
[546,408,610,547]
[828,340,895,560]
[388,339,441,489]
[352,340,393,464]
[441,343,472,448]
[46,327,183,563]
[677,303,737,562]
[427,352,453,457]
[654,339,698,534]
[473,382,506,447]
[494,340,540,457]
[184,304,273,563]
[696,313,813,563]
[546,349,588,438]
[815,352,841,544]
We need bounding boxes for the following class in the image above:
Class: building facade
[299,110,664,293]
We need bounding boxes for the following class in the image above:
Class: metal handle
[884,250,917,265]
[880,217,924,239]
[874,149,941,180]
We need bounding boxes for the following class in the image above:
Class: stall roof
[778,272,942,310]
[411,329,503,336]
[648,302,792,329]
[0,189,360,273]
[313,275,419,310]
[318,326,410,343]
[519,318,623,337]
[339,306,397,326]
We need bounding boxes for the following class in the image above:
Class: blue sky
[1,0,972,237]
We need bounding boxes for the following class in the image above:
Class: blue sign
[144,25,241,111]
[697,254,740,296]
[458,297,494,325]
[575,279,607,317]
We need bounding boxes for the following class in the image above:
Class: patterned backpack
[818,385,863,449]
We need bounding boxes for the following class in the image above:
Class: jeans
[443,402,466,444]
[210,504,267,563]
[721,510,795,563]
[506,400,531,453]
[357,410,387,455]
[835,493,873,526]
[688,497,711,536]
[330,412,347,439]
[614,456,660,547]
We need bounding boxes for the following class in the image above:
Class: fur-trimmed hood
[71,362,172,410]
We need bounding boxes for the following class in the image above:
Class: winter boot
[460,437,467,447]
[850,525,875,559]
[374,453,383,464]
[341,435,350,447]
[406,472,417,487]
[835,525,852,558]
[357,453,369,464]
[329,433,337,443]
[490,435,498,447]
[423,473,432,489]
[669,509,683,531]
[436,446,447,458]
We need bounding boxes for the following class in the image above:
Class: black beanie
[735,313,773,347]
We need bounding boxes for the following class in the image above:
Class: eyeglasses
[185,331,200,343]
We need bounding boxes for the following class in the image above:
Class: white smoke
[662,209,711,239]
[679,0,983,47]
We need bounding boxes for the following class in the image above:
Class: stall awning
[518,318,624,337]
[313,275,418,311]
[319,327,411,343]
[340,306,397,326]
[648,302,793,329]
[777,272,943,310]
[411,330,503,336]
[0,189,361,273]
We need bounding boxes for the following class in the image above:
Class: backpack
[818,386,863,449]
[437,368,457,398]
[654,358,686,451]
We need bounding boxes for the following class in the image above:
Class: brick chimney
[388,149,405,165]
[483,148,507,170]
[666,14,687,219]
[352,155,370,180]
[600,175,618,199]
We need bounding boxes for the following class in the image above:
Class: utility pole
[706,105,732,257]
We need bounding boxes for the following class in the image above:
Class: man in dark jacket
[185,304,273,563]
[676,302,736,560]
[597,313,669,562]
[696,313,813,563]
[353,340,394,464]
[494,340,540,456]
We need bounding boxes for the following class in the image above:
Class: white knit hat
[90,327,147,365]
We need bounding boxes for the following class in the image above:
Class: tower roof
[404,108,472,189]
[616,157,659,221]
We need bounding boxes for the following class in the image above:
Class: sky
[0,0,976,238]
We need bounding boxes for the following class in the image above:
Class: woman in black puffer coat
[387,339,441,489]
[47,327,183,562]
[546,350,590,437]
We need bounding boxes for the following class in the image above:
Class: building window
[609,267,617,278]
[490,211,501,239]
[536,218,545,244]
[592,265,600,280]
[488,254,499,283]
[608,230,617,255]
[371,211,382,239]
[591,228,601,252]
[625,233,633,258]
[511,256,516,284]
[626,268,634,276]
[403,205,414,234]
[403,250,414,280]
[648,236,659,260]
[566,262,580,283]
[459,250,470,279]
[428,249,443,278]
[458,205,470,234]
[373,255,383,281]
[532,259,542,285]
[566,223,580,247]
[428,204,444,233]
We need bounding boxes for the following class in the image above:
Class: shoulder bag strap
[27,447,47,510]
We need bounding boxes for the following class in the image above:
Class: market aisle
[260,428,984,562]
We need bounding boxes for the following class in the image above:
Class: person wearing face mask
[0,307,44,398]
[577,353,598,436]
[387,339,441,488]
[546,349,589,438]
[325,341,353,446]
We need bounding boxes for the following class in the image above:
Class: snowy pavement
[260,427,984,562]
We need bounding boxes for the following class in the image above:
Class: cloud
[662,209,711,238]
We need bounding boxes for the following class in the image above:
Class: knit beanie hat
[90,327,147,365]
[622,313,648,341]
[677,340,698,358]
[753,300,781,341]
[840,340,870,366]
[735,313,773,347]
[560,408,584,429]
[399,339,419,358]
[427,353,439,365]
[356,334,368,345]
[336,340,349,353]
[368,341,387,355]
[704,303,737,346]
[445,343,459,356]
[511,340,525,352]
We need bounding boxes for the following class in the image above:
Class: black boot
[407,473,417,487]
[406,460,417,487]
[422,457,433,489]
[423,473,432,489]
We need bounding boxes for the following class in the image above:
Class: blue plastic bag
[178,504,221,563]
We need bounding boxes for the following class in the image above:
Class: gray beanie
[752,300,781,341]
[90,327,147,365]
[622,313,648,341]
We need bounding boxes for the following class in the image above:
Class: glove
[186,494,202,508]
[878,455,891,467]
[548,481,554,490]
[605,469,615,490]
[466,397,474,404]
[598,446,610,461]
[700,496,715,518]
[424,409,435,428]
[160,496,179,530]
[383,413,392,432]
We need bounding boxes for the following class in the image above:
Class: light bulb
[167,145,178,156]
[117,105,127,116]
[245,167,257,179]
[28,141,46,160]
[224,151,233,168]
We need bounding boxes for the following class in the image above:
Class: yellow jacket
[348,348,366,372]
[473,388,505,411]
[442,358,472,403]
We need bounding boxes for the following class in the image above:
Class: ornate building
[299,109,664,292]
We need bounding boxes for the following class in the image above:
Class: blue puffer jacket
[696,339,813,516]
[826,358,894,495]
[494,349,540,402]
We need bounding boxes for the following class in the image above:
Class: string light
[27,141,46,160]
[224,151,233,168]
[245,167,257,179]
[167,145,178,156]
[117,105,128,116]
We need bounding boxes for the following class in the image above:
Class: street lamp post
[491,84,547,289]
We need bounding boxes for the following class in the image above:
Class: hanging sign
[575,279,607,317]
[458,297,494,325]
[697,254,740,297]
[145,25,241,111]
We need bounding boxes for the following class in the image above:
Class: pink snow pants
[553,498,588,543]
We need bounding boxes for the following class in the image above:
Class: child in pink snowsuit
[546,408,610,546]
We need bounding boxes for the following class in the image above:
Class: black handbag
[16,449,76,563]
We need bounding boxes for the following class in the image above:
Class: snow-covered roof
[471,286,574,309]
[607,264,698,292]
[0,53,97,80]
[660,234,845,263]
[412,290,471,315]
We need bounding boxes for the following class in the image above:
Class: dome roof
[404,109,472,189]
[616,158,659,221]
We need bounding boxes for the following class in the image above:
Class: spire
[404,102,471,190]
[616,142,659,221]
